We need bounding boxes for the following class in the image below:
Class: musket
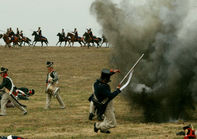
[119,54,144,85]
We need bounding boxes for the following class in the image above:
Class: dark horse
[32,31,48,46]
[66,32,84,47]
[83,32,102,48]
[56,33,70,47]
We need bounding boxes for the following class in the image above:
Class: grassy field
[0,46,195,139]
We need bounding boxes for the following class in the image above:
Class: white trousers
[96,101,117,131]
[89,101,95,114]
[1,93,26,115]
[45,84,65,108]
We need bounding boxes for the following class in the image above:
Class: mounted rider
[37,27,42,38]
[61,29,65,39]
[73,28,78,41]
[0,67,27,116]
[5,28,9,36]
[16,28,22,40]
[16,28,20,37]
[20,30,24,40]
[9,27,15,41]
[88,28,94,40]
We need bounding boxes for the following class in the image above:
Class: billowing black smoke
[91,0,197,122]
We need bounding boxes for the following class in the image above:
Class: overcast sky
[0,0,120,46]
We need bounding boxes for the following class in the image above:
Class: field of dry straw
[0,46,196,139]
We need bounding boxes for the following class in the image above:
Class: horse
[0,34,3,39]
[83,32,102,48]
[0,34,12,47]
[83,32,92,48]
[66,32,84,47]
[101,35,109,47]
[32,31,48,46]
[56,33,70,47]
[8,32,21,46]
[20,36,32,46]
[92,36,102,47]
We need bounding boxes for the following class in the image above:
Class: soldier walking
[0,67,27,116]
[45,61,65,109]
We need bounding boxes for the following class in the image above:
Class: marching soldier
[92,69,120,134]
[45,61,65,109]
[0,67,27,116]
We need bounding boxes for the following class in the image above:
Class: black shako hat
[0,67,8,74]
[46,61,53,68]
[100,69,114,83]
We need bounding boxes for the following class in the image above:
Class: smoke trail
[91,0,197,122]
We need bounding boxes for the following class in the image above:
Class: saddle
[40,36,47,41]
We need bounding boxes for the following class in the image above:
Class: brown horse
[1,34,12,47]
[11,36,20,46]
[83,32,102,48]
[66,32,84,47]
[20,37,31,46]
[8,32,21,46]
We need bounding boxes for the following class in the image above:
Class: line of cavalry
[0,27,109,48]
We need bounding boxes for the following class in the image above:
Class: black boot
[100,130,110,134]
[94,123,99,133]
[97,114,104,121]
[89,113,94,120]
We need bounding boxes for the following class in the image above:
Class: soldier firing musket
[93,54,144,134]
[45,61,65,109]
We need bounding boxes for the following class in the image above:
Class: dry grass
[0,46,195,139]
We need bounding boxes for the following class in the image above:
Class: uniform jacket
[46,71,58,84]
[94,79,121,103]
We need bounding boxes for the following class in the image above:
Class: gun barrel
[120,54,144,85]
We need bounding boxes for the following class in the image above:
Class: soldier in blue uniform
[92,69,121,134]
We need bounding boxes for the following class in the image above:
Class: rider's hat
[0,67,8,74]
[46,61,53,68]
